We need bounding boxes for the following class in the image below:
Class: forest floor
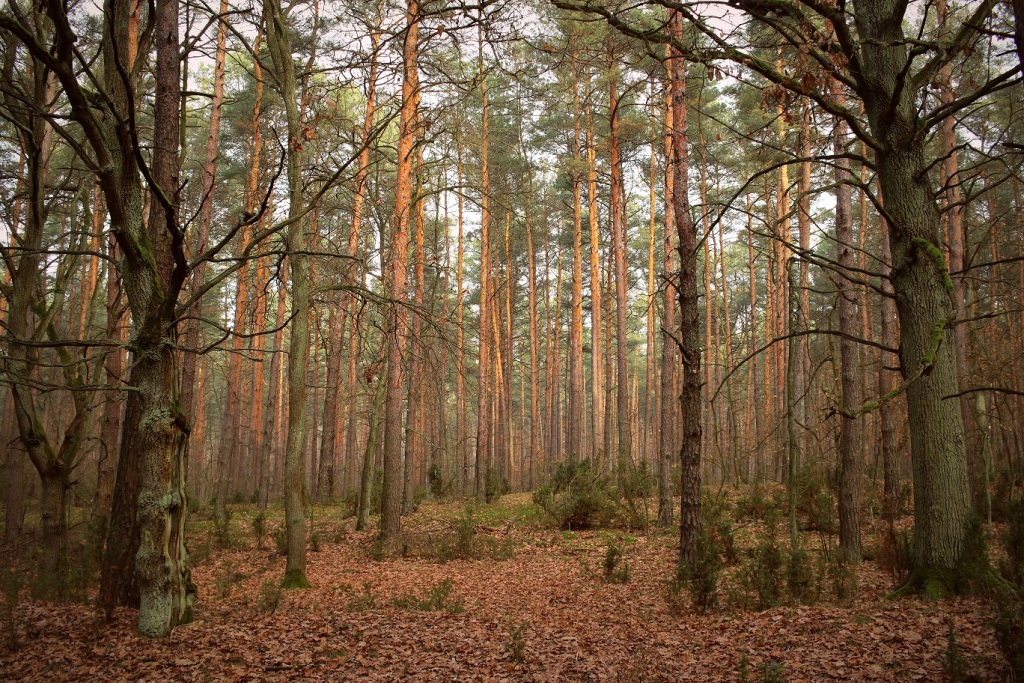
[0,490,1009,682]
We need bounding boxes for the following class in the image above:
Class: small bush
[735,484,772,521]
[347,582,377,611]
[787,547,816,604]
[427,463,450,499]
[213,509,234,548]
[684,527,724,611]
[272,527,287,556]
[793,467,837,535]
[258,579,281,614]
[486,467,510,503]
[1,567,22,653]
[603,542,631,584]
[310,530,322,553]
[393,578,462,613]
[534,459,614,530]
[252,511,267,549]
[998,500,1024,588]
[230,490,245,505]
[504,622,528,664]
[742,519,786,609]
[214,561,243,599]
[823,553,858,602]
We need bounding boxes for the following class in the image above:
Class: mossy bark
[856,0,972,582]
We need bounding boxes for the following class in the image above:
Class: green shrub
[823,553,858,602]
[427,463,450,499]
[252,511,267,549]
[213,509,233,548]
[258,579,281,614]
[347,582,377,611]
[683,527,724,611]
[214,561,243,599]
[735,484,773,521]
[786,547,816,604]
[503,622,528,664]
[2,567,22,652]
[392,578,462,613]
[603,542,631,584]
[230,490,245,505]
[742,518,785,609]
[993,594,1024,680]
[486,467,510,503]
[309,530,322,553]
[534,459,614,530]
[272,527,287,556]
[793,466,837,535]
[999,500,1024,588]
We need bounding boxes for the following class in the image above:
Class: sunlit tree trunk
[380,0,419,547]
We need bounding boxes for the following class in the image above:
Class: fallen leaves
[0,495,1008,681]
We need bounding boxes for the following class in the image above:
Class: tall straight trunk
[833,89,863,561]
[936,0,973,476]
[259,282,287,510]
[95,233,125,527]
[339,23,379,497]
[265,0,309,588]
[356,368,386,531]
[856,0,972,582]
[403,167,425,514]
[180,0,228,435]
[455,137,468,491]
[586,105,605,465]
[567,61,585,464]
[669,12,702,564]
[318,305,343,499]
[2,393,25,546]
[746,197,761,471]
[878,210,900,521]
[646,123,658,470]
[608,50,631,473]
[527,200,543,482]
[658,69,677,527]
[796,100,812,450]
[380,0,419,547]
[474,22,491,502]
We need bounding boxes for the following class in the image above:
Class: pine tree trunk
[669,12,702,564]
[380,0,419,548]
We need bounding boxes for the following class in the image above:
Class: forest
[1,0,1023,679]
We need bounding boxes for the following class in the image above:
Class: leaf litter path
[1,499,1005,682]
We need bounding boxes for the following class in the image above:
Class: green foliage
[427,463,451,499]
[682,527,724,611]
[230,490,245,505]
[602,542,631,584]
[346,582,377,611]
[998,500,1024,588]
[741,516,786,609]
[213,509,234,549]
[272,527,287,556]
[942,621,977,683]
[309,530,322,553]
[735,484,777,521]
[786,548,816,604]
[533,459,618,530]
[251,511,267,549]
[823,553,858,602]
[392,578,463,613]
[370,469,384,514]
[760,661,786,683]
[257,579,282,614]
[503,622,528,664]
[214,561,243,599]
[1,567,22,653]
[792,466,836,535]
[993,594,1024,680]
[282,569,311,590]
[485,467,510,503]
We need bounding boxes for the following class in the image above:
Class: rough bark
[265,0,310,588]
[380,0,419,549]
